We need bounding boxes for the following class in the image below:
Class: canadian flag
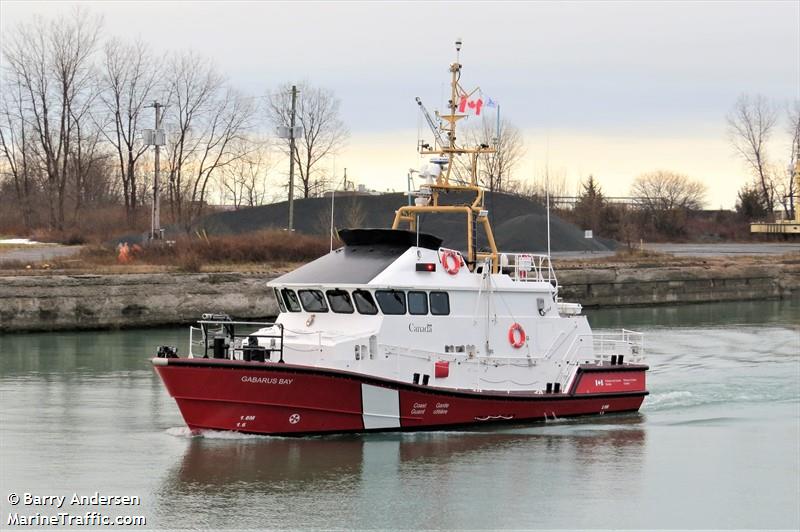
[458,95,483,116]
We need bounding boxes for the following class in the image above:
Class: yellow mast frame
[391,41,501,271]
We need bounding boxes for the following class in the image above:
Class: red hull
[153,358,648,435]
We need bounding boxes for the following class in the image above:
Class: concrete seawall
[0,273,279,333]
[1,263,798,332]
[557,263,800,307]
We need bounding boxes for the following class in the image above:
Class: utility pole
[145,100,165,241]
[288,85,298,231]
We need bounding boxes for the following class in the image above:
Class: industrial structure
[750,158,800,237]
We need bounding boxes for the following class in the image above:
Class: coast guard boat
[152,42,648,435]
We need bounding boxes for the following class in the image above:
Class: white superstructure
[209,230,644,395]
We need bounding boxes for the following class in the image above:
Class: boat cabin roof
[272,229,442,285]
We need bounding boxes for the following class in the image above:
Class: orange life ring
[441,250,461,275]
[508,323,526,348]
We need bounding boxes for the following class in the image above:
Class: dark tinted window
[429,291,450,315]
[353,290,378,315]
[274,288,286,313]
[299,290,328,312]
[408,291,428,315]
[326,289,354,313]
[282,289,301,312]
[376,290,406,315]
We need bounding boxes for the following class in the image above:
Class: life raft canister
[441,250,461,275]
[508,323,526,348]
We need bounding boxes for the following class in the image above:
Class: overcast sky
[2,1,798,207]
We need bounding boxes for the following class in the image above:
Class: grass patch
[136,230,333,266]
[0,230,333,274]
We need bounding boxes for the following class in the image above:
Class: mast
[392,40,500,271]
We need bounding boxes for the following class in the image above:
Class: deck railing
[558,328,645,365]
[499,253,558,285]
[588,329,645,364]
[189,317,283,362]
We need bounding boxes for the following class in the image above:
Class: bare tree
[98,38,159,224]
[630,170,706,236]
[0,80,36,228]
[342,196,366,228]
[780,102,799,220]
[727,94,778,215]
[163,52,256,226]
[631,171,707,211]
[266,82,349,198]
[220,138,274,208]
[2,9,102,229]
[164,52,222,224]
[69,92,107,218]
[463,116,524,193]
[517,167,571,203]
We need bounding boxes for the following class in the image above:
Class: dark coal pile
[193,191,615,253]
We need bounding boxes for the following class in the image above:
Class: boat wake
[165,426,275,440]
[643,390,695,410]
[644,383,800,413]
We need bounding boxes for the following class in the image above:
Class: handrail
[189,318,285,363]
[557,329,645,364]
[498,252,558,286]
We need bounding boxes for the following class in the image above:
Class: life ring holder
[508,323,526,349]
[440,250,461,275]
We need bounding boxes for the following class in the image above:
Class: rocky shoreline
[1,262,798,332]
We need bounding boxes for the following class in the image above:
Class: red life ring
[508,323,526,348]
[441,250,461,275]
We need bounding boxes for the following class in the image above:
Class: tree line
[0,8,349,235]
[1,8,794,241]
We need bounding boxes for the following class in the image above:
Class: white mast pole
[546,157,551,258]
[329,161,336,252]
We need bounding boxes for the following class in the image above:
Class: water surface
[1,299,798,529]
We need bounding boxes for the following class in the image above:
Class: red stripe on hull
[573,368,647,394]
[154,360,647,435]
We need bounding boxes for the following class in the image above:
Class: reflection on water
[154,418,647,529]
[586,297,800,330]
[0,326,186,377]
[1,299,798,529]
[163,418,646,491]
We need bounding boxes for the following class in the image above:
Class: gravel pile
[194,191,616,253]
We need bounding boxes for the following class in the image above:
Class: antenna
[329,162,337,252]
[546,170,551,258]
[329,167,349,252]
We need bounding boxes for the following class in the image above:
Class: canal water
[1,299,798,530]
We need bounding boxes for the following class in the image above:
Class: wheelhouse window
[298,289,328,312]
[326,289,354,314]
[353,290,378,315]
[429,291,450,315]
[375,290,406,315]
[408,291,428,315]
[282,289,301,312]
[274,288,287,313]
